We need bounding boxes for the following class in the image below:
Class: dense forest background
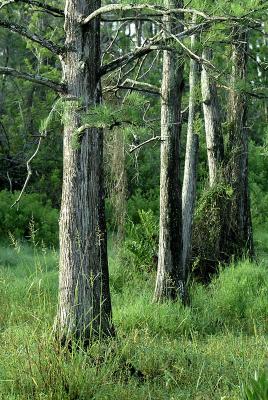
[1,0,268,249]
[0,0,268,399]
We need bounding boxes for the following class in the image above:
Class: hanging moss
[191,182,234,282]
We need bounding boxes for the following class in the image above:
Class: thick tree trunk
[56,0,114,346]
[201,48,224,186]
[154,0,184,302]
[182,28,199,282]
[225,29,254,258]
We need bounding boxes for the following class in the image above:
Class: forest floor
[0,230,267,399]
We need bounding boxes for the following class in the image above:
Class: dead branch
[129,136,162,153]
[0,0,64,16]
[100,21,215,76]
[11,134,44,208]
[83,4,228,25]
[0,18,64,55]
[0,67,67,93]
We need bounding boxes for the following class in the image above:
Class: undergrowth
[0,239,267,399]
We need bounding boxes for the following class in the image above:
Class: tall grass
[0,240,267,399]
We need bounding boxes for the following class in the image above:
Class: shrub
[120,209,158,271]
[127,189,159,225]
[0,190,59,246]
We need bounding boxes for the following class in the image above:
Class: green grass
[0,239,267,399]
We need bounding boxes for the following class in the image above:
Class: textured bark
[201,47,224,186]
[182,28,199,282]
[154,0,184,302]
[56,0,114,346]
[224,28,254,258]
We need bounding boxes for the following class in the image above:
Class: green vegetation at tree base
[0,240,267,399]
[0,190,59,246]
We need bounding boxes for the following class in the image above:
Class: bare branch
[101,16,159,23]
[167,30,216,69]
[11,135,44,208]
[101,20,128,64]
[121,79,160,94]
[0,0,64,16]
[0,67,66,93]
[83,4,222,25]
[129,136,162,153]
[100,21,214,76]
[104,84,160,96]
[0,18,64,54]
[6,171,12,192]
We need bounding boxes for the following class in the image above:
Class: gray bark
[154,0,184,302]
[225,28,254,258]
[56,0,114,346]
[201,48,224,186]
[182,27,199,282]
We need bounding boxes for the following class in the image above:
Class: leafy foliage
[241,370,268,400]
[120,209,158,271]
[0,190,59,246]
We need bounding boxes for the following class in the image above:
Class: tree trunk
[182,27,199,284]
[224,28,254,258]
[154,0,184,302]
[56,0,114,346]
[201,48,224,186]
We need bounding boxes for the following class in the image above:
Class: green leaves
[79,93,149,130]
[241,370,268,400]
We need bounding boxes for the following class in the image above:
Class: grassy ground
[0,237,267,399]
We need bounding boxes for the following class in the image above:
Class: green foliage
[195,182,233,219]
[192,182,234,278]
[0,190,59,246]
[249,141,268,225]
[127,188,159,223]
[39,97,65,134]
[241,370,268,400]
[0,245,267,399]
[192,260,268,334]
[120,209,158,271]
[80,93,148,130]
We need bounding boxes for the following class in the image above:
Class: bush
[120,209,158,271]
[127,189,159,224]
[0,190,59,246]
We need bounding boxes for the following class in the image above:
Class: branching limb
[0,67,67,93]
[0,18,64,54]
[77,119,137,135]
[11,134,44,208]
[101,21,128,64]
[6,171,12,192]
[129,136,162,153]
[0,0,64,16]
[83,4,226,25]
[84,3,267,25]
[100,21,215,76]
[104,79,160,96]
[121,79,160,94]
[167,30,216,69]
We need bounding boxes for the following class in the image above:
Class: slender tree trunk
[182,27,199,283]
[154,0,184,302]
[56,0,114,346]
[225,28,254,258]
[201,48,224,186]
